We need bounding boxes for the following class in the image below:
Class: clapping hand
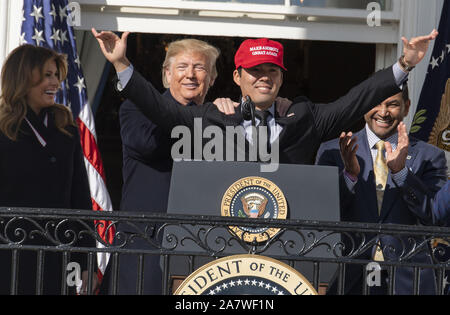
[339,132,360,178]
[386,122,409,174]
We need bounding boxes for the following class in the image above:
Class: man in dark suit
[120,38,220,218]
[112,39,220,294]
[316,87,448,294]
[93,29,438,168]
[432,180,450,226]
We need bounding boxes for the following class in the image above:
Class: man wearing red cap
[93,30,437,167]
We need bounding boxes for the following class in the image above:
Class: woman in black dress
[0,44,96,294]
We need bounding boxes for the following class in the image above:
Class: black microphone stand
[241,95,256,127]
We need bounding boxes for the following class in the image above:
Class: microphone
[241,95,256,126]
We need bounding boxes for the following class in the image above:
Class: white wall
[0,0,22,74]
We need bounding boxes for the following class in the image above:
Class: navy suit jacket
[113,91,191,294]
[432,180,450,226]
[0,107,93,294]
[316,128,448,294]
[119,90,186,215]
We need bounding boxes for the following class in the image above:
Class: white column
[375,43,397,71]
[0,0,23,74]
[398,0,444,129]
[0,1,7,67]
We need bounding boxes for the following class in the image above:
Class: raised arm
[92,28,130,73]
[313,30,438,142]
[92,29,201,130]
[401,29,438,69]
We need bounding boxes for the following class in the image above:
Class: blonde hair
[161,39,220,88]
[0,44,75,141]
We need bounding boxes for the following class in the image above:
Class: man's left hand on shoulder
[214,98,240,115]
[213,96,292,116]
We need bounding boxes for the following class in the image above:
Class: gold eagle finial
[428,78,450,152]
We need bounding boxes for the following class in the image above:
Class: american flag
[20,0,114,282]
[410,1,449,152]
[411,1,450,294]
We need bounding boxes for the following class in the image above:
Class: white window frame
[1,0,444,130]
[77,0,401,44]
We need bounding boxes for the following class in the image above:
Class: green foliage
[410,125,422,134]
[410,109,427,134]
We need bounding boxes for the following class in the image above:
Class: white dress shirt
[241,103,283,145]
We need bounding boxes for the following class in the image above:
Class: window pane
[183,0,391,10]
[295,0,390,10]
[185,0,285,4]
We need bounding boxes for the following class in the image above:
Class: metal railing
[0,207,449,295]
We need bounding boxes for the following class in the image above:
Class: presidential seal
[175,254,317,295]
[221,177,287,243]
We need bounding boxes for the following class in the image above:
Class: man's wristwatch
[399,55,415,72]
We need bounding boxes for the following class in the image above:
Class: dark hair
[401,83,409,102]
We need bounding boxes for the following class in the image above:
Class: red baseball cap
[234,38,286,71]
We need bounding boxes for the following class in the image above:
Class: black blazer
[0,107,93,294]
[0,108,92,210]
[120,66,401,165]
[119,91,180,214]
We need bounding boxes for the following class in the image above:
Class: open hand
[275,97,292,117]
[92,28,130,72]
[386,122,409,174]
[339,132,360,178]
[402,29,438,66]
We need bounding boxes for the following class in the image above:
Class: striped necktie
[255,110,271,155]
[374,140,388,215]
[373,140,388,261]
